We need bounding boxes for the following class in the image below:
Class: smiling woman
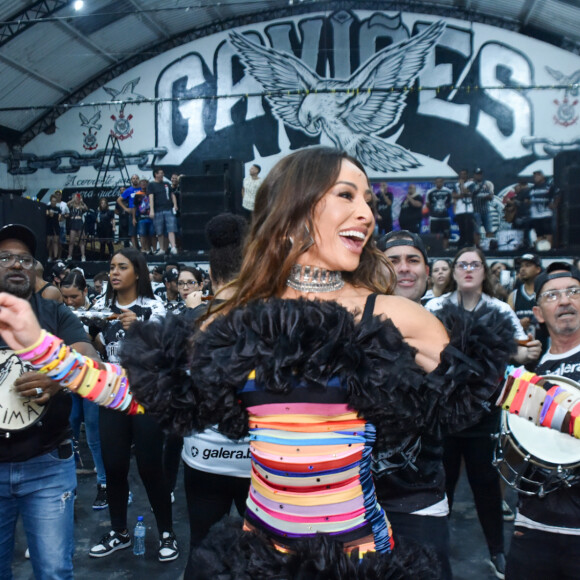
[0,148,519,580]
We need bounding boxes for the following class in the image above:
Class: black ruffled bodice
[121,298,516,450]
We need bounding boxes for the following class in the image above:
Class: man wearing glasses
[506,262,580,580]
[0,224,99,579]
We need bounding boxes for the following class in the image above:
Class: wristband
[110,377,128,409]
[62,363,88,391]
[16,330,49,359]
[33,338,63,367]
[540,386,565,426]
[42,344,68,373]
[570,402,580,437]
[77,366,100,398]
[519,384,546,423]
[119,388,133,412]
[86,369,108,402]
[95,371,118,406]
[46,352,78,381]
[509,378,529,415]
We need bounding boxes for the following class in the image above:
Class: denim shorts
[137,218,156,237]
[153,210,177,235]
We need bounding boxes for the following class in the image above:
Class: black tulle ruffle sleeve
[120,298,515,448]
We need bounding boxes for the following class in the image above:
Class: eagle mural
[229,21,445,172]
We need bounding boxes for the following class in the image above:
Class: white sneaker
[170,246,178,255]
[158,532,179,562]
[24,548,30,559]
[89,530,131,558]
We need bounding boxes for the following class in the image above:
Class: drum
[0,350,47,431]
[493,374,580,497]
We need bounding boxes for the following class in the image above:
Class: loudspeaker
[554,150,580,188]
[181,175,226,194]
[180,213,214,252]
[177,159,245,252]
[180,175,231,215]
[554,150,580,249]
[202,158,244,212]
[0,195,47,263]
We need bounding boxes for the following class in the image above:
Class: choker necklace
[286,264,344,293]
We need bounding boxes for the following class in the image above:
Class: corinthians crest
[546,66,580,127]
[104,78,144,140]
[79,111,102,150]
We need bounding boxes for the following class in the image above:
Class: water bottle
[133,516,146,556]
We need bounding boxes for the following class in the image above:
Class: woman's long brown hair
[216,147,395,313]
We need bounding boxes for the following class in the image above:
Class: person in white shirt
[241,164,263,213]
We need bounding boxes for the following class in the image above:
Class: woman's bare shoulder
[374,294,448,372]
[373,294,427,318]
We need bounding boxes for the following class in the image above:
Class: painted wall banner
[2,10,580,201]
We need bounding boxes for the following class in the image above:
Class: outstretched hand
[0,292,42,351]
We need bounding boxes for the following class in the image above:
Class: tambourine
[493,374,580,497]
[0,350,47,431]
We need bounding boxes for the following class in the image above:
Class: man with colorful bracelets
[505,262,580,580]
[0,224,100,580]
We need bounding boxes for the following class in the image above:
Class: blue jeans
[70,393,106,485]
[0,443,76,580]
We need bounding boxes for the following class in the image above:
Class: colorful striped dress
[240,372,393,556]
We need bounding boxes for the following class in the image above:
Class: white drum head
[506,374,580,466]
[0,350,46,431]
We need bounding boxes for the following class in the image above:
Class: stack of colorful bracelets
[497,366,580,439]
[15,329,144,415]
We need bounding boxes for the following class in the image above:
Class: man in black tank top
[376,231,452,580]
[505,262,580,580]
[508,253,549,357]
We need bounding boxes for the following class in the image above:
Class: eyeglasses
[455,261,483,271]
[177,280,197,288]
[538,287,580,303]
[0,253,35,269]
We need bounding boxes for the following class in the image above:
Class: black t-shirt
[0,294,90,462]
[376,192,393,226]
[147,180,172,212]
[399,193,423,222]
[516,347,580,531]
[46,205,61,227]
[426,187,452,219]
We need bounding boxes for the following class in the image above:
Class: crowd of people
[44,163,559,265]
[374,168,559,252]
[1,146,578,580]
[44,170,184,263]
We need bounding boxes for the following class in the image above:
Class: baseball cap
[0,224,37,255]
[378,230,428,263]
[51,261,67,277]
[532,169,544,175]
[151,265,164,276]
[534,262,580,298]
[163,268,179,283]
[474,168,483,174]
[517,253,541,268]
